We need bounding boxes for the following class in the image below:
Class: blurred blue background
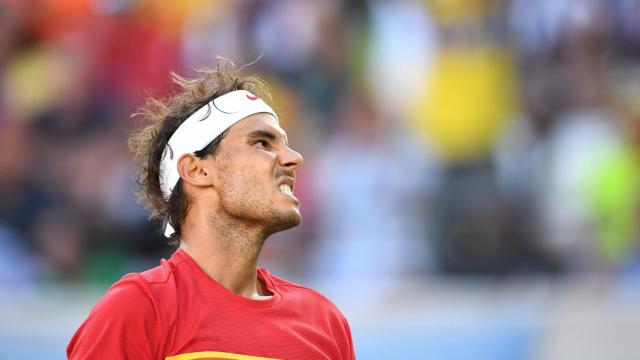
[2,0,640,358]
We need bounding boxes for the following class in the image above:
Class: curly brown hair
[129,61,273,245]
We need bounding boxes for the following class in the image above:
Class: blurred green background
[2,0,640,358]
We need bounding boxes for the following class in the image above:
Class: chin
[268,208,301,233]
[280,209,302,228]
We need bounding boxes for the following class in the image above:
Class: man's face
[210,113,303,234]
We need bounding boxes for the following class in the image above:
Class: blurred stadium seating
[2,0,640,358]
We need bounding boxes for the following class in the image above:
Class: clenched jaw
[279,184,293,196]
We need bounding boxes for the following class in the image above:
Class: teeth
[279,184,293,195]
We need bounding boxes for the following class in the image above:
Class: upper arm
[339,314,356,360]
[313,292,356,360]
[67,278,163,360]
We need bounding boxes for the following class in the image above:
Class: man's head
[129,63,303,245]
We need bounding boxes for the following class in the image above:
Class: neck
[179,210,271,300]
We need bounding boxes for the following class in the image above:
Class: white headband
[159,89,278,237]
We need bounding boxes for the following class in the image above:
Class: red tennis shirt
[67,249,355,359]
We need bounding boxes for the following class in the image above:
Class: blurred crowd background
[2,0,640,358]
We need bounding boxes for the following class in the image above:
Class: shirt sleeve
[67,276,163,359]
[339,314,356,360]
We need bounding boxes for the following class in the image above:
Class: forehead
[227,113,287,140]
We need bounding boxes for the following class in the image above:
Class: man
[67,65,355,360]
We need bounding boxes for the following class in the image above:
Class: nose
[280,145,303,170]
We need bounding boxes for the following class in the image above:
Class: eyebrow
[247,129,289,145]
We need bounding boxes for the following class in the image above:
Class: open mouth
[278,184,293,196]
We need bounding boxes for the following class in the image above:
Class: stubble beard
[213,174,301,257]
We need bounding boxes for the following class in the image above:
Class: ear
[176,154,214,190]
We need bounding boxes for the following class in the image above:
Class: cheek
[218,162,272,200]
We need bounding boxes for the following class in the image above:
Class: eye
[256,140,271,149]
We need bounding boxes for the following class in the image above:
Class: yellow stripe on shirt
[165,351,280,360]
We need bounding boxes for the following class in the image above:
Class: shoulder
[267,271,355,359]
[269,272,347,321]
[67,260,180,359]
[86,257,182,337]
[268,272,322,298]
[89,259,178,322]
[138,257,177,284]
[101,258,178,309]
[87,274,157,325]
